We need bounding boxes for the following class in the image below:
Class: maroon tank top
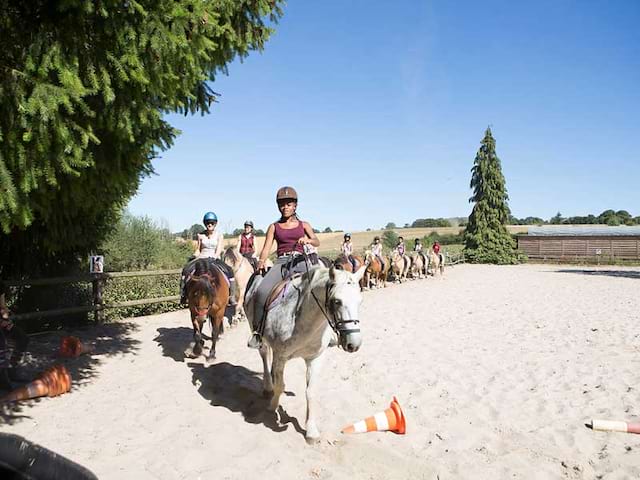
[240,233,254,254]
[274,221,304,256]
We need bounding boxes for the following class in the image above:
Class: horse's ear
[354,265,366,282]
[329,265,336,281]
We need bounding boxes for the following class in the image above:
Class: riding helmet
[344,233,351,239]
[244,220,254,227]
[374,236,380,241]
[276,186,298,202]
[203,211,218,224]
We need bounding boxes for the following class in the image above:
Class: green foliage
[464,128,520,264]
[103,274,182,320]
[411,218,452,228]
[323,227,333,233]
[385,222,397,229]
[382,230,399,250]
[0,0,284,278]
[179,224,204,240]
[100,212,192,271]
[421,231,464,246]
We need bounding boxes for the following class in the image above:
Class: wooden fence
[6,269,181,323]
[517,236,640,261]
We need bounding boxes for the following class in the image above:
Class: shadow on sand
[154,326,305,437]
[556,269,640,280]
[1,322,141,425]
[190,361,304,436]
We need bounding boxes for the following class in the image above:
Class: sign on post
[89,255,104,273]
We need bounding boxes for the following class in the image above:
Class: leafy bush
[382,230,399,250]
[100,213,192,271]
[103,274,182,320]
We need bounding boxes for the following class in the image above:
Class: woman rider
[180,212,237,306]
[341,233,357,271]
[236,220,258,271]
[371,236,386,271]
[248,186,320,348]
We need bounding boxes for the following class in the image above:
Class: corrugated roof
[526,226,640,236]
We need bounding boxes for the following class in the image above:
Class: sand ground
[1,264,639,479]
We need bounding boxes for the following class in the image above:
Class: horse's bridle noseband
[311,280,361,338]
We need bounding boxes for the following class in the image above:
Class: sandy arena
[2,264,639,479]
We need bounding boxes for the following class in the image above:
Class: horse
[409,252,425,279]
[184,258,230,363]
[222,247,254,323]
[426,249,445,277]
[363,251,389,289]
[389,250,410,283]
[244,265,366,443]
[333,254,366,289]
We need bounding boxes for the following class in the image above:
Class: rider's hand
[257,259,266,271]
[297,237,309,245]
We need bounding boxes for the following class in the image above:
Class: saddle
[265,269,306,311]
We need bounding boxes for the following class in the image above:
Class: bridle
[188,273,215,317]
[310,277,361,339]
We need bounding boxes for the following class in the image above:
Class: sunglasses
[205,222,216,226]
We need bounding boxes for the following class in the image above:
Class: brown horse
[364,251,389,289]
[333,254,366,289]
[184,258,230,363]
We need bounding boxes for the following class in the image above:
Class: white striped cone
[341,396,406,435]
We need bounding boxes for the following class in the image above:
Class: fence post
[92,274,104,323]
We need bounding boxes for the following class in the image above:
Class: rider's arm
[193,235,201,257]
[299,222,320,247]
[236,235,242,254]
[214,231,224,259]
[257,224,276,268]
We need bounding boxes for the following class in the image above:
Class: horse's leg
[259,343,273,397]
[268,355,286,411]
[304,352,326,443]
[186,315,204,358]
[206,308,224,364]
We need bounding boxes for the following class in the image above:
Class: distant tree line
[510,210,639,226]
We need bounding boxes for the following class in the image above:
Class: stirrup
[247,332,263,349]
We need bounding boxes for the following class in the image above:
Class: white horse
[244,265,366,443]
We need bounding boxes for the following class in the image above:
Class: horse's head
[223,247,239,270]
[187,276,215,321]
[326,266,365,352]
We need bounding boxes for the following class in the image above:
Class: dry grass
[223,225,529,258]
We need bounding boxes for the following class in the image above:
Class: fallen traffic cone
[341,396,406,435]
[591,419,640,434]
[59,336,94,358]
[1,364,72,403]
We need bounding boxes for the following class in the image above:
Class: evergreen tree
[0,0,283,277]
[463,127,520,264]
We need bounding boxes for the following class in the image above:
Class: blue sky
[128,0,640,233]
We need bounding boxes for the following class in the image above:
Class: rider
[341,233,357,271]
[236,220,258,271]
[248,186,320,348]
[180,212,237,307]
[396,236,405,256]
[432,240,442,262]
[371,236,386,271]
[0,280,29,390]
[414,238,427,272]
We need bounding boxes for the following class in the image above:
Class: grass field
[223,225,529,258]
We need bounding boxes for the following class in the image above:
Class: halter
[188,272,215,317]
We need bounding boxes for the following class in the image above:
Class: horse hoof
[184,348,199,359]
[262,389,274,398]
[305,433,321,445]
[205,355,216,366]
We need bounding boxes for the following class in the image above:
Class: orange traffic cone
[59,336,94,358]
[341,396,406,435]
[1,364,72,403]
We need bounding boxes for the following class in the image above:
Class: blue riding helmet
[203,212,218,224]
[344,233,351,238]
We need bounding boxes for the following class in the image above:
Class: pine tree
[0,0,284,277]
[463,127,520,264]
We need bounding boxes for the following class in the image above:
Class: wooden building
[517,226,640,261]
